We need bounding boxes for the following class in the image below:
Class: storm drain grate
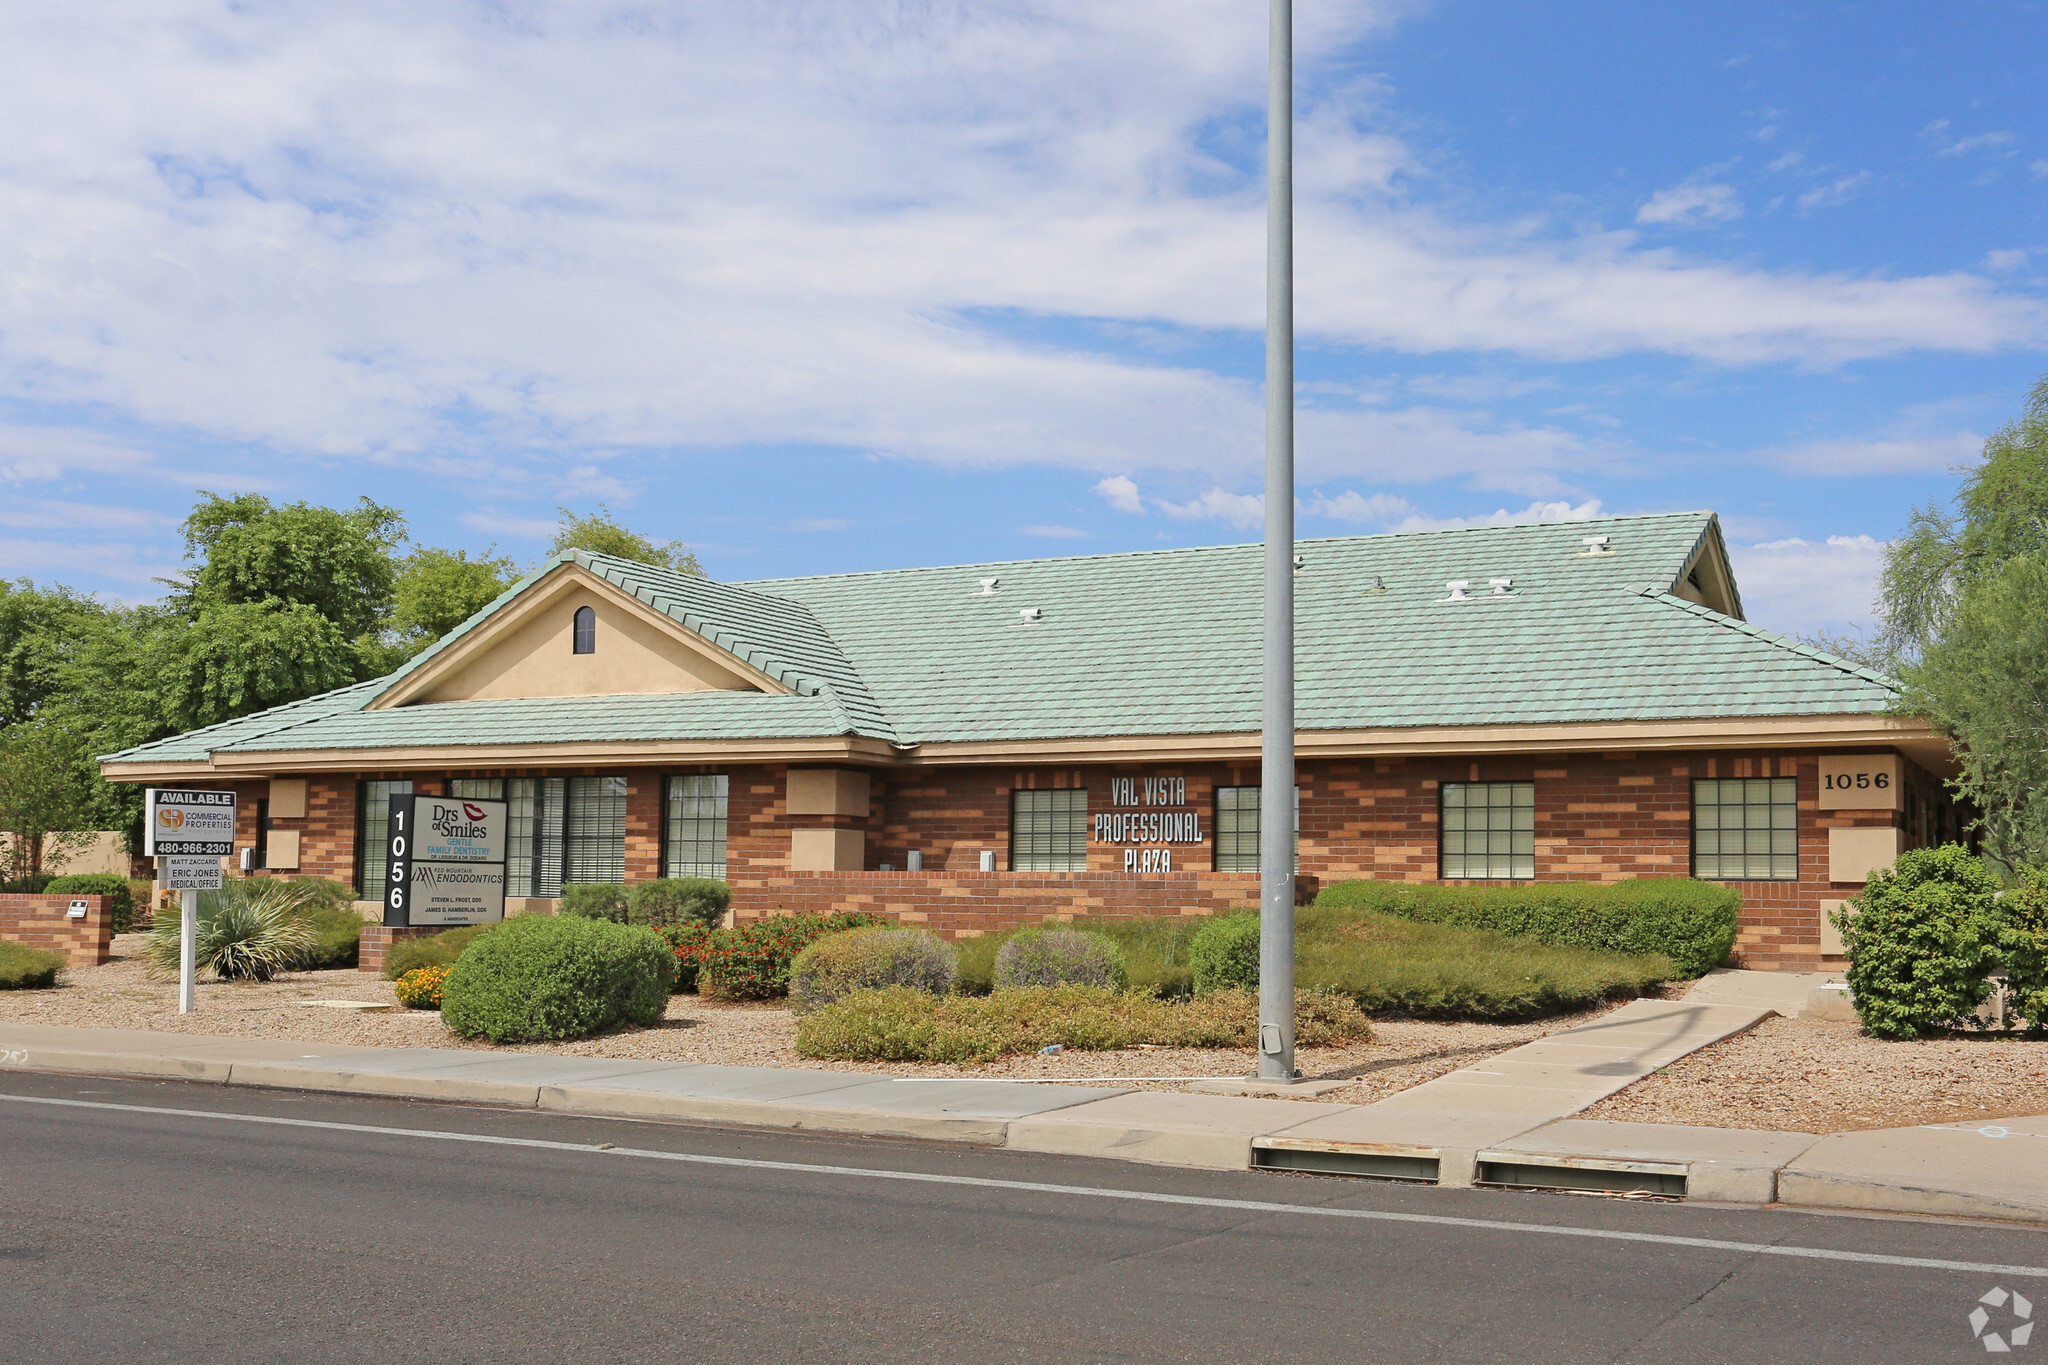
[1476,1158,1687,1198]
[1250,1142,1440,1183]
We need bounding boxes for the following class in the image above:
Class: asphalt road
[3,1070,2045,1364]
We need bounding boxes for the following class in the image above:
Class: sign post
[384,793,508,928]
[144,788,237,1014]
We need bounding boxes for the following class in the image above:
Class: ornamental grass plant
[146,878,316,982]
[795,984,1369,1063]
[992,927,1128,992]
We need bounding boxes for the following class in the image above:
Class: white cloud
[788,518,853,533]
[1767,151,1804,172]
[2035,160,2048,178]
[1303,490,1418,523]
[1158,488,1265,528]
[1984,249,2029,272]
[1636,183,1742,227]
[460,511,559,540]
[1093,476,1146,514]
[0,0,2026,502]
[1384,498,1604,534]
[1019,524,1090,539]
[1797,172,1870,212]
[1921,120,2017,158]
[1765,431,1981,476]
[557,465,634,502]
[1728,534,1887,637]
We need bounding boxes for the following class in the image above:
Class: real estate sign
[144,787,238,857]
[384,794,508,927]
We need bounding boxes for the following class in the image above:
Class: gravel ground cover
[1582,1014,2048,1132]
[0,936,1623,1098]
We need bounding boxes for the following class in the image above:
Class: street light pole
[1257,0,1296,1080]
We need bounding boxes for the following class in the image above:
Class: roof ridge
[1639,589,1900,691]
[733,511,1714,588]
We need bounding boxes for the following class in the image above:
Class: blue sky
[1,1,2042,638]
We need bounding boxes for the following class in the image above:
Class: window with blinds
[1440,781,1535,880]
[355,779,413,896]
[449,778,502,800]
[664,775,729,879]
[1693,778,1798,880]
[1212,786,1299,872]
[505,777,566,899]
[565,775,629,883]
[1010,789,1087,871]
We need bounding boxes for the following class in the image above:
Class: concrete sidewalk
[6,1020,2045,1226]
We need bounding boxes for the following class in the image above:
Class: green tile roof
[105,511,1898,766]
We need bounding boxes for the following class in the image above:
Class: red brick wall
[358,924,443,975]
[1,894,112,966]
[728,870,1302,937]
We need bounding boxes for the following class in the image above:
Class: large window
[565,776,629,883]
[355,779,413,895]
[506,777,566,899]
[665,775,729,879]
[1213,786,1298,872]
[1011,789,1088,871]
[1441,781,1534,880]
[1693,778,1798,880]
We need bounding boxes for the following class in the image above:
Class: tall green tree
[550,505,701,575]
[391,546,522,649]
[174,492,406,639]
[1871,374,2048,871]
[0,717,97,880]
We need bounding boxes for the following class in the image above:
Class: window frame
[662,773,730,880]
[1690,776,1799,882]
[572,605,596,655]
[1009,788,1089,872]
[1211,786,1299,873]
[1438,780,1536,881]
[353,778,414,897]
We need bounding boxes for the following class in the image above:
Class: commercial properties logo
[1972,1286,2033,1353]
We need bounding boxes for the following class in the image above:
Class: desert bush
[1190,913,1260,994]
[789,928,957,1014]
[394,963,451,1010]
[697,912,881,1001]
[627,878,730,928]
[294,902,366,970]
[440,915,673,1044]
[656,921,717,992]
[796,983,1371,1063]
[381,923,493,979]
[1315,878,1739,979]
[0,940,66,989]
[557,882,630,923]
[146,879,315,981]
[995,927,1128,992]
[1837,844,2003,1040]
[1998,867,2048,1037]
[44,874,137,933]
[957,916,1207,997]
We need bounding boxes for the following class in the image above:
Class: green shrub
[146,879,315,981]
[959,916,1210,997]
[795,984,1371,1063]
[698,912,881,1001]
[1190,913,1260,993]
[294,903,366,970]
[0,875,54,894]
[44,874,138,934]
[274,877,357,914]
[627,878,730,928]
[1315,878,1738,979]
[1999,867,2048,1037]
[656,921,717,992]
[790,927,957,1014]
[0,940,66,989]
[557,882,629,922]
[1837,844,2003,1040]
[440,915,674,1044]
[381,924,493,979]
[993,927,1128,992]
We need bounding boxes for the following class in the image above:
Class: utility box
[266,829,302,870]
[268,778,309,820]
[1828,827,1903,884]
[790,829,866,871]
[1817,754,1903,811]
[786,769,871,818]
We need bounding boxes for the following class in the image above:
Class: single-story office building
[101,511,1961,971]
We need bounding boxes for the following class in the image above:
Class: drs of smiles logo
[1973,1287,2034,1353]
[462,802,487,821]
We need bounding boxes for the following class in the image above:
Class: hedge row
[1314,878,1739,979]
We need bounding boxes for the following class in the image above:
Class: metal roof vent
[1578,535,1614,557]
[1293,553,1305,573]
[1439,580,1471,602]
[971,577,1000,596]
[1488,577,1514,596]
[1016,607,1042,625]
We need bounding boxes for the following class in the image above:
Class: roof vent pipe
[1579,536,1614,557]
[1017,607,1042,624]
[1489,578,1513,596]
[1439,580,1471,602]
[972,578,1000,596]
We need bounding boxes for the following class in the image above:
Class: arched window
[572,606,596,655]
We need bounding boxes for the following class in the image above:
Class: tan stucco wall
[414,575,762,703]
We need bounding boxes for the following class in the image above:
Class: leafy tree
[153,599,362,732]
[550,505,701,575]
[173,492,406,640]
[0,580,118,729]
[392,547,521,647]
[0,718,97,881]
